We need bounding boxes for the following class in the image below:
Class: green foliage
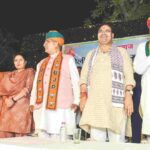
[84,0,150,25]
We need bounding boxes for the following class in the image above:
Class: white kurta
[133,41,150,135]
[30,53,80,135]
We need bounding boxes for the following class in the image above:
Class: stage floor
[0,136,150,150]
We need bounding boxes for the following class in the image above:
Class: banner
[63,34,150,67]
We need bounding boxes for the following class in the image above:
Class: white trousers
[34,108,76,135]
[90,128,125,143]
[147,135,150,143]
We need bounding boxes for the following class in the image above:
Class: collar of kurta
[36,52,63,110]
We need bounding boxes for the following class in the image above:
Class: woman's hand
[13,88,29,102]
[5,97,15,108]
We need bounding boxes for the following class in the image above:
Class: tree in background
[20,33,47,69]
[84,0,150,26]
[0,29,19,71]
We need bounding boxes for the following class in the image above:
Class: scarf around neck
[36,52,63,110]
[145,41,150,56]
[88,45,124,107]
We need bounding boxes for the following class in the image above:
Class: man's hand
[80,96,87,112]
[29,104,42,112]
[71,104,78,112]
[80,84,88,112]
[124,92,134,116]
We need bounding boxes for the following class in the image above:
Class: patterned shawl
[88,45,124,107]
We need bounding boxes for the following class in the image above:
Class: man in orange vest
[30,30,80,139]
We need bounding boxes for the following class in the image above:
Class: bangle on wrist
[12,97,16,103]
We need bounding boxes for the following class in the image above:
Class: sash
[36,52,63,110]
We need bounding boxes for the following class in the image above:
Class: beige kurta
[79,47,135,136]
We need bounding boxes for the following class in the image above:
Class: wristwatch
[125,89,133,95]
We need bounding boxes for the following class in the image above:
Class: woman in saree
[0,52,35,138]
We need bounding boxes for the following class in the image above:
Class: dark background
[0,0,149,71]
[0,0,96,35]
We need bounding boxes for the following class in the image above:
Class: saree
[0,68,35,137]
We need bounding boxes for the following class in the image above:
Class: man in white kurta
[133,18,150,142]
[133,43,150,141]
[30,30,80,138]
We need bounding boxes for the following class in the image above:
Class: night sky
[0,0,96,35]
